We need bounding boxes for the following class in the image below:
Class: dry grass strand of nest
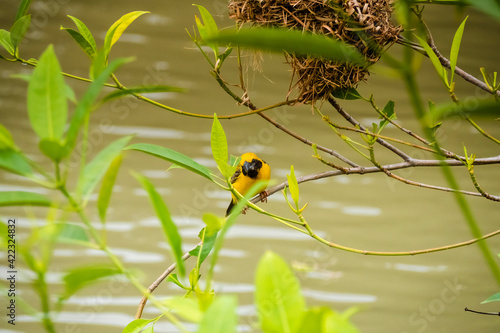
[228,0,402,103]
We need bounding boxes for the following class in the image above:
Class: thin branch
[465,307,500,316]
[328,97,413,161]
[135,242,200,320]
[261,156,500,200]
[468,167,500,202]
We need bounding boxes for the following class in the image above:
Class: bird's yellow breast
[231,153,271,201]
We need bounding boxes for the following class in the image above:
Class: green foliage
[126,143,213,180]
[211,113,232,178]
[10,14,31,56]
[77,135,132,201]
[98,154,123,223]
[61,265,122,300]
[194,5,220,58]
[197,296,238,333]
[286,165,300,211]
[482,291,500,303]
[0,191,52,207]
[15,0,32,22]
[0,29,15,55]
[208,27,366,66]
[27,45,67,142]
[256,251,306,333]
[133,172,185,277]
[0,150,33,176]
[449,16,468,85]
[62,15,97,58]
[122,316,161,333]
[103,11,149,60]
[102,85,185,103]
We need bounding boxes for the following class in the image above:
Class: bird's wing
[229,167,242,184]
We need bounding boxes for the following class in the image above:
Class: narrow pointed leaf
[61,27,96,58]
[0,191,52,207]
[10,15,31,54]
[122,317,160,333]
[102,85,185,103]
[449,16,468,85]
[287,165,299,209]
[415,35,447,86]
[0,29,15,55]
[0,150,33,176]
[103,11,149,58]
[62,265,122,299]
[198,296,237,333]
[65,57,133,155]
[194,5,219,57]
[15,0,32,22]
[332,88,363,100]
[208,28,366,66]
[78,136,132,200]
[57,223,90,244]
[0,124,14,150]
[126,143,213,180]
[98,154,123,223]
[67,15,97,55]
[211,114,229,177]
[133,173,185,276]
[27,45,67,140]
[482,292,500,304]
[255,251,305,333]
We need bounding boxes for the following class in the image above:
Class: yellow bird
[226,152,271,216]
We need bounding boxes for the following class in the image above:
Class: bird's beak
[242,161,255,175]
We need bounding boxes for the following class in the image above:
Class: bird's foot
[259,191,268,203]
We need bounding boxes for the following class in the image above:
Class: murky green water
[1,1,500,332]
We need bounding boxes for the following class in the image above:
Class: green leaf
[0,124,14,150]
[431,99,500,121]
[193,5,219,57]
[122,317,161,333]
[90,47,107,80]
[133,172,185,276]
[78,136,132,201]
[482,292,500,304]
[166,273,190,290]
[298,307,331,332]
[189,225,218,265]
[255,251,305,333]
[415,35,447,87]
[470,0,500,21]
[287,165,299,210]
[331,88,363,100]
[62,265,122,299]
[66,15,97,56]
[98,154,123,223]
[39,138,67,162]
[0,191,52,207]
[103,11,149,59]
[126,143,213,181]
[378,100,396,132]
[27,45,67,140]
[164,297,203,323]
[198,296,237,333]
[57,223,90,244]
[324,307,360,333]
[211,113,229,177]
[102,85,185,103]
[208,28,366,66]
[0,29,15,55]
[449,16,468,85]
[10,14,31,55]
[61,27,96,58]
[15,0,32,22]
[0,150,33,176]
[65,57,133,155]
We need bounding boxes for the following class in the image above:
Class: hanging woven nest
[228,0,402,104]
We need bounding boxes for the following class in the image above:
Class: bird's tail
[226,200,235,217]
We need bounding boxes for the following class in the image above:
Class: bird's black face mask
[242,159,262,179]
